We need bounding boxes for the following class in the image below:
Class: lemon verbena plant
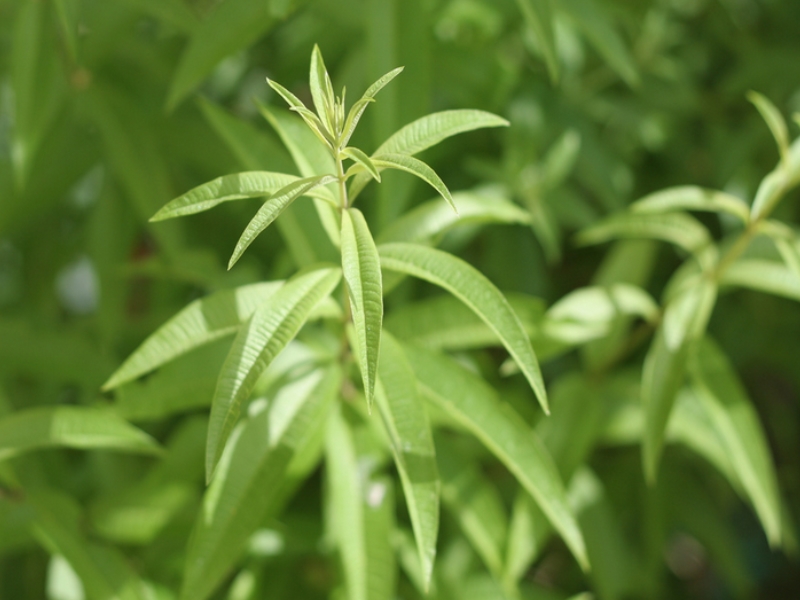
[102,46,588,600]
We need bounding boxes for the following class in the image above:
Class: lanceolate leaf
[183,367,338,600]
[688,338,782,546]
[721,259,800,302]
[341,66,404,147]
[342,146,381,182]
[349,110,509,200]
[747,91,790,162]
[576,212,711,255]
[404,345,589,570]
[379,243,548,413]
[372,154,456,213]
[0,407,159,460]
[205,267,341,481]
[376,332,439,587]
[103,282,282,390]
[228,174,337,269]
[631,186,750,224]
[378,189,530,244]
[309,44,336,135]
[341,208,383,408]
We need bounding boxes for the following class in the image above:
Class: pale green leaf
[375,332,438,587]
[631,186,750,224]
[378,188,530,244]
[379,243,548,412]
[0,407,159,460]
[505,491,550,585]
[372,154,456,213]
[364,476,397,600]
[404,346,589,570]
[342,146,381,182]
[750,137,800,219]
[437,443,507,578]
[167,0,290,109]
[104,282,282,390]
[514,0,559,81]
[183,367,338,600]
[747,91,790,162]
[266,79,333,148]
[757,220,800,279]
[350,110,509,200]
[341,67,404,147]
[720,259,800,302]
[576,212,711,254]
[341,208,383,408]
[309,44,336,135]
[228,174,338,269]
[561,0,639,87]
[205,267,341,481]
[642,277,716,483]
[689,338,782,546]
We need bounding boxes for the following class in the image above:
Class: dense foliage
[1,0,799,599]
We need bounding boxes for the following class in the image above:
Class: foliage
[1,1,800,599]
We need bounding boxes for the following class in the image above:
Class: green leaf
[541,129,581,189]
[309,44,336,135]
[183,366,338,600]
[378,188,530,244]
[379,243,548,412]
[166,0,290,109]
[350,110,509,200]
[404,346,588,570]
[341,208,383,408]
[372,153,456,213]
[642,277,716,483]
[122,0,199,32]
[267,78,334,149]
[342,146,381,182]
[688,338,782,546]
[104,282,282,390]
[720,259,800,302]
[576,212,711,255]
[0,407,159,460]
[341,67,404,147]
[53,0,79,62]
[514,0,559,81]
[631,186,750,224]
[757,220,800,279]
[750,137,800,219]
[560,0,639,87]
[375,332,439,587]
[228,174,338,269]
[747,91,790,162]
[205,267,341,481]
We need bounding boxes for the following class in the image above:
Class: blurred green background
[1,0,799,598]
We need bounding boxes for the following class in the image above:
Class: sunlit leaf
[405,346,588,570]
[688,338,782,546]
[372,154,456,213]
[104,282,282,390]
[375,332,438,587]
[341,208,383,408]
[0,407,159,460]
[342,146,381,182]
[205,267,341,481]
[379,243,548,412]
[309,44,336,136]
[720,259,800,302]
[228,175,338,268]
[183,367,338,600]
[631,186,750,224]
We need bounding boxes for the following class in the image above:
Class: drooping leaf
[341,208,383,408]
[514,0,558,81]
[631,186,750,224]
[721,259,800,302]
[228,174,338,268]
[576,212,711,255]
[375,332,438,587]
[378,188,530,244]
[205,267,341,481]
[688,338,782,546]
[104,282,282,390]
[342,146,381,182]
[379,243,548,412]
[642,277,716,483]
[0,407,159,460]
[183,367,338,600]
[747,91,790,162]
[371,154,456,213]
[404,345,588,570]
[350,110,509,200]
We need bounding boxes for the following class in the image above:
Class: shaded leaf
[341,208,383,408]
[576,212,711,255]
[205,267,341,481]
[631,186,750,224]
[0,407,159,460]
[379,243,548,412]
[720,259,800,302]
[104,282,282,390]
[404,346,588,570]
[343,146,381,182]
[748,91,790,162]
